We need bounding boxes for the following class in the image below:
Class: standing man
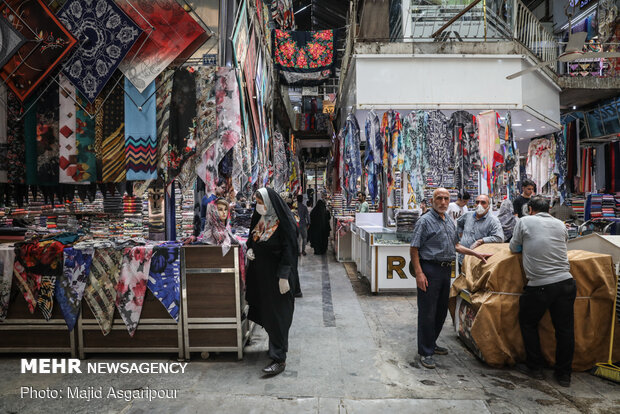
[513,179,536,218]
[447,190,470,224]
[509,196,576,387]
[410,188,492,369]
[456,194,504,264]
[357,191,370,213]
[297,194,310,256]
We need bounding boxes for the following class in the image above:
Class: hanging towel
[116,245,154,336]
[125,79,157,180]
[147,243,181,322]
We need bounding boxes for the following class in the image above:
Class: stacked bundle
[123,196,143,238]
[571,197,585,221]
[103,194,124,215]
[602,194,616,218]
[590,194,603,219]
[141,191,150,239]
[331,193,355,217]
[616,194,620,218]
[180,189,195,239]
[395,209,419,242]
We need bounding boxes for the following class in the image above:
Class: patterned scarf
[364,110,381,202]
[36,83,60,185]
[252,188,280,242]
[168,68,197,183]
[425,110,452,187]
[554,131,568,202]
[477,111,499,193]
[201,203,237,256]
[156,69,174,182]
[449,110,480,189]
[125,79,157,181]
[83,243,122,335]
[0,246,15,321]
[147,242,181,322]
[272,131,288,193]
[0,85,6,182]
[75,92,96,182]
[100,71,127,183]
[56,246,94,331]
[6,91,25,184]
[116,245,154,336]
[344,113,362,205]
[58,73,79,183]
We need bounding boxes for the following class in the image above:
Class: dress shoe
[420,355,436,369]
[434,345,448,355]
[554,372,571,387]
[262,360,286,376]
[516,363,544,380]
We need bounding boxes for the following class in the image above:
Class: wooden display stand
[77,289,184,359]
[182,245,251,360]
[0,283,77,357]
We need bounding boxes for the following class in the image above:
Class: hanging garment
[0,0,77,101]
[554,131,568,200]
[100,72,127,183]
[116,245,154,336]
[343,113,363,205]
[401,111,425,204]
[83,244,122,335]
[168,68,197,183]
[272,131,288,193]
[526,138,554,192]
[611,141,620,192]
[55,246,94,331]
[75,92,97,182]
[364,110,381,201]
[392,112,404,172]
[0,247,16,321]
[156,69,174,181]
[147,243,181,322]
[338,128,345,194]
[58,74,79,183]
[449,110,480,189]
[117,0,208,93]
[425,110,452,186]
[6,91,25,184]
[271,0,295,29]
[381,110,395,192]
[477,111,499,193]
[36,83,60,185]
[124,79,157,180]
[57,0,141,102]
[595,144,607,192]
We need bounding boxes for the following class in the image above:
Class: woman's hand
[246,248,255,261]
[279,278,290,294]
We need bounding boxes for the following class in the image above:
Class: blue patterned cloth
[56,247,94,331]
[125,79,157,180]
[147,242,181,322]
[58,0,142,102]
[364,110,381,202]
[344,113,362,205]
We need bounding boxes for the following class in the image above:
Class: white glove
[279,278,290,295]
[246,248,255,261]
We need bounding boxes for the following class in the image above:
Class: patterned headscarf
[201,202,237,256]
[252,188,280,242]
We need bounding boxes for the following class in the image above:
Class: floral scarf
[56,246,94,331]
[201,203,237,256]
[364,110,381,201]
[116,245,154,336]
[147,242,181,322]
[0,246,15,321]
[252,188,279,242]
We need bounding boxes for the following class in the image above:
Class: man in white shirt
[447,190,470,225]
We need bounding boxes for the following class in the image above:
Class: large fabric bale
[449,244,620,371]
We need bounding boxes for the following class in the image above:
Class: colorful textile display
[55,246,94,331]
[424,110,452,187]
[156,69,174,181]
[83,242,121,335]
[449,110,480,189]
[147,242,181,321]
[58,74,79,183]
[401,111,427,204]
[75,92,97,182]
[274,29,335,84]
[100,72,127,182]
[0,0,77,101]
[0,247,15,321]
[554,131,568,200]
[343,113,362,205]
[57,0,141,102]
[271,0,295,30]
[168,68,197,183]
[0,9,25,69]
[364,110,381,201]
[36,83,60,185]
[272,131,288,193]
[116,245,154,336]
[6,91,25,184]
[117,0,208,93]
[124,79,157,180]
[477,111,499,193]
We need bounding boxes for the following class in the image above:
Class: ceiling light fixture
[526,128,535,132]
[572,105,577,110]
[526,119,532,122]
[513,123,522,126]
[541,126,546,129]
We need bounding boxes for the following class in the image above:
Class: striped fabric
[125,79,157,180]
[83,245,121,336]
[156,69,174,182]
[101,73,126,182]
[58,74,79,183]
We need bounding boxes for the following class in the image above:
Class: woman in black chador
[245,187,299,376]
[309,198,331,255]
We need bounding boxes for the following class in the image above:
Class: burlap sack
[449,244,620,371]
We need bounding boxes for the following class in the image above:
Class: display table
[352,225,417,293]
[332,216,354,262]
[182,245,250,360]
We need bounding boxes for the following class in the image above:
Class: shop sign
[323,100,335,114]
[202,54,217,65]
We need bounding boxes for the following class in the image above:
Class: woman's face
[217,204,228,221]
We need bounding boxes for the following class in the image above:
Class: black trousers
[268,338,287,363]
[417,261,452,356]
[519,278,576,376]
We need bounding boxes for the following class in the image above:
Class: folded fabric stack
[602,194,616,218]
[103,194,124,215]
[0,227,27,242]
[123,196,143,238]
[616,193,620,218]
[590,194,603,219]
[395,209,419,242]
[571,197,585,221]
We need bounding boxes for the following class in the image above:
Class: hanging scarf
[58,74,80,183]
[36,83,60,185]
[477,111,499,193]
[401,111,417,204]
[272,131,288,193]
[55,246,94,331]
[425,110,452,187]
[252,188,280,242]
[168,67,197,183]
[147,242,181,322]
[116,245,154,336]
[381,110,393,191]
[0,85,7,183]
[497,199,516,240]
[6,91,25,184]
[125,79,157,181]
[83,243,122,335]
[100,71,127,183]
[75,92,96,182]
[344,113,362,205]
[0,246,15,321]
[449,110,480,189]
[554,131,568,202]
[365,110,381,201]
[200,203,238,256]
[392,111,403,172]
[156,69,174,182]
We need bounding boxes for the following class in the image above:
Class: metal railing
[512,0,557,63]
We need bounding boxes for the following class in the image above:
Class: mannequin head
[215,199,229,222]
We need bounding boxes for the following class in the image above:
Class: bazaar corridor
[0,250,618,414]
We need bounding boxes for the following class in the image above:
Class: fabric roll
[116,245,154,336]
[125,79,157,180]
[0,247,15,321]
[36,83,60,185]
[147,243,181,322]
[83,245,122,335]
[101,73,127,183]
[58,74,79,183]
[6,91,25,184]
[75,92,96,182]
[56,247,94,331]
